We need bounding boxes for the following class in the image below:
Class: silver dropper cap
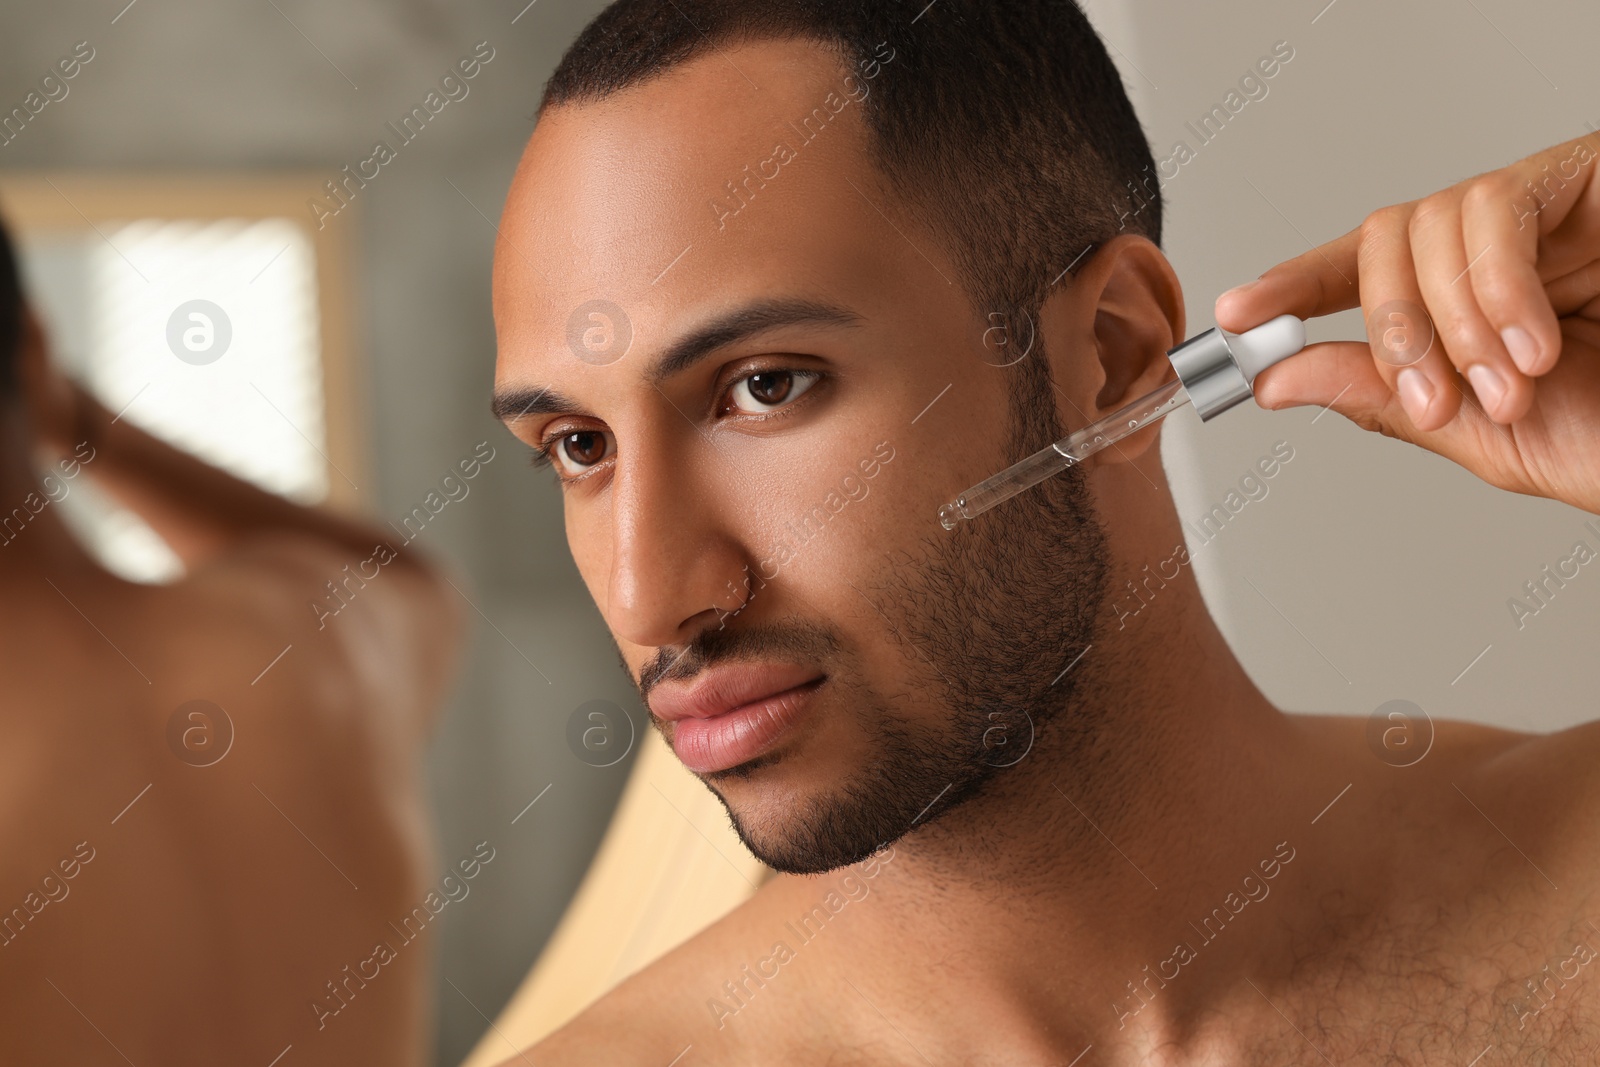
[1166,314,1307,421]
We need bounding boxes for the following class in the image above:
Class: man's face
[493,39,1109,873]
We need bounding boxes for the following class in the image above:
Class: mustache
[635,619,841,703]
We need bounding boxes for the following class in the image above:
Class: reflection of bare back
[0,301,463,1065]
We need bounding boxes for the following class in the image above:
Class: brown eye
[554,430,613,476]
[727,370,820,415]
[748,372,793,405]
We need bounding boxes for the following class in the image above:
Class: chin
[703,754,934,876]
[702,748,789,784]
[730,817,892,876]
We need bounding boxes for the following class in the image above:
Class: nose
[602,434,753,651]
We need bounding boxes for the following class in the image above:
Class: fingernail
[1466,363,1507,417]
[1397,367,1434,423]
[1500,326,1543,375]
[1221,280,1260,302]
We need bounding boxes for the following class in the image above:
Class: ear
[1037,235,1184,465]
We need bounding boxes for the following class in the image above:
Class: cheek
[565,497,614,603]
[749,444,925,652]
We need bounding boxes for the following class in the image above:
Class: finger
[1352,204,1462,431]
[1509,134,1600,244]
[1545,259,1600,318]
[1251,341,1395,427]
[1461,172,1565,376]
[1411,195,1533,424]
[1539,155,1600,282]
[1215,226,1362,332]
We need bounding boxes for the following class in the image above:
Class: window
[0,174,362,581]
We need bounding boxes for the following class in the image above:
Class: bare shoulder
[1293,709,1600,894]
[515,980,689,1066]
[518,898,777,1066]
[1349,710,1600,903]
[1462,716,1600,869]
[199,527,462,640]
[164,529,464,722]
[509,873,851,1067]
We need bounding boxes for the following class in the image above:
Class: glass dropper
[938,377,1189,529]
[938,314,1307,530]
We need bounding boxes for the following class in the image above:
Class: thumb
[1250,341,1404,434]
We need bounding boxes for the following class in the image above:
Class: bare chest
[1220,916,1600,1066]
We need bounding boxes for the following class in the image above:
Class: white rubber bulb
[1223,314,1307,383]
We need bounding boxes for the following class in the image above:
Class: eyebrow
[491,297,863,422]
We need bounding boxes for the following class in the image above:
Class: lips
[649,663,825,774]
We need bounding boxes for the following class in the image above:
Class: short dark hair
[542,0,1160,321]
[0,215,21,401]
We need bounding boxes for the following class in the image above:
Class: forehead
[492,37,945,384]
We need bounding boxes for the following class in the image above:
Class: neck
[822,468,1374,1054]
[887,551,1299,884]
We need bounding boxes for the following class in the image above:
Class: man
[0,218,463,1064]
[490,0,1600,1061]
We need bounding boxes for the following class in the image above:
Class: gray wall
[5,0,1597,1063]
[1092,0,1600,734]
